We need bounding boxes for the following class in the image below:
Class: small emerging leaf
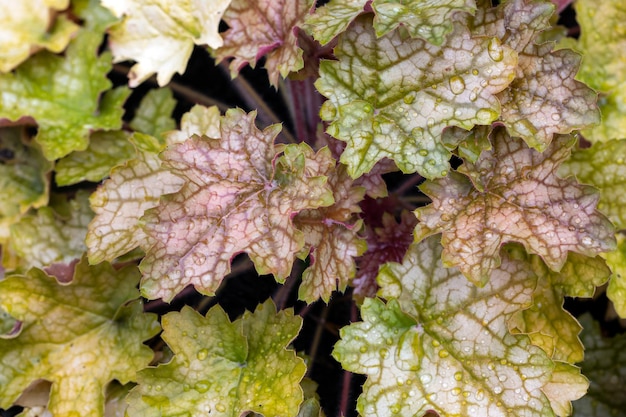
[415,128,615,285]
[127,299,305,417]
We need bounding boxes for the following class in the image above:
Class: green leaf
[140,109,334,301]
[559,139,626,230]
[415,128,615,285]
[334,236,584,417]
[304,0,477,46]
[87,133,185,264]
[572,314,626,416]
[127,299,306,417]
[562,0,626,142]
[129,88,177,138]
[8,191,93,270]
[294,164,366,303]
[0,30,130,160]
[0,256,160,417]
[604,234,626,319]
[0,0,79,72]
[165,104,222,144]
[470,0,600,150]
[316,14,517,179]
[441,125,492,163]
[0,127,51,240]
[215,0,313,87]
[103,0,232,87]
[55,131,135,186]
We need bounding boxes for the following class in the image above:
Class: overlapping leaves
[0,257,160,417]
[127,299,305,417]
[334,236,585,417]
[415,127,615,285]
[317,13,517,179]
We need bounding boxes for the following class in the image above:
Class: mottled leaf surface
[572,314,626,416]
[0,257,160,417]
[127,300,305,417]
[415,128,615,284]
[0,30,129,160]
[334,236,583,417]
[317,14,516,179]
[87,133,185,264]
[55,131,134,186]
[561,0,626,142]
[216,0,313,86]
[305,0,476,46]
[165,104,221,145]
[9,191,92,270]
[140,109,334,301]
[470,0,600,150]
[0,0,78,72]
[129,88,177,138]
[294,165,366,303]
[559,139,626,230]
[103,0,232,86]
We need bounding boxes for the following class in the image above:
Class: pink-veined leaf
[294,164,366,303]
[140,109,334,301]
[469,0,600,150]
[215,0,314,87]
[415,127,615,285]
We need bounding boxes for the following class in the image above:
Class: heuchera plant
[1,0,626,416]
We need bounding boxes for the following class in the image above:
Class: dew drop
[582,236,593,246]
[404,94,416,105]
[192,253,206,266]
[551,113,561,121]
[494,386,503,394]
[216,404,226,413]
[184,267,195,277]
[438,349,449,358]
[476,108,498,124]
[476,390,485,401]
[419,149,429,157]
[195,380,211,393]
[454,371,463,381]
[379,348,389,358]
[359,345,367,353]
[449,75,466,95]
[488,38,504,62]
[452,388,461,396]
[472,69,479,75]
[197,349,209,360]
[469,91,478,102]
[391,404,401,414]
[498,374,508,382]
[420,374,432,384]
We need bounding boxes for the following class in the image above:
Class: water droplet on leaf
[449,76,466,95]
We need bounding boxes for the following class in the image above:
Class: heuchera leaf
[87,133,185,264]
[317,14,517,179]
[8,191,93,271]
[572,314,626,416]
[165,104,222,145]
[559,139,626,230]
[506,244,610,363]
[0,256,160,417]
[415,127,615,285]
[0,0,79,72]
[126,299,305,417]
[103,0,232,87]
[140,109,334,301]
[304,0,476,46]
[215,0,313,87]
[55,131,135,186]
[294,164,366,303]
[0,127,51,241]
[0,30,130,160]
[559,0,626,142]
[469,0,600,150]
[604,234,626,319]
[352,211,416,300]
[334,236,585,417]
[129,88,177,138]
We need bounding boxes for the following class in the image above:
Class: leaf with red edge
[353,211,417,300]
[469,0,600,150]
[415,127,615,285]
[140,109,334,301]
[215,0,314,87]
[294,164,366,303]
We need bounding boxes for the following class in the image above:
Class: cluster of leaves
[1,0,626,416]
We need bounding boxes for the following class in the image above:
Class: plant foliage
[1,0,626,416]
